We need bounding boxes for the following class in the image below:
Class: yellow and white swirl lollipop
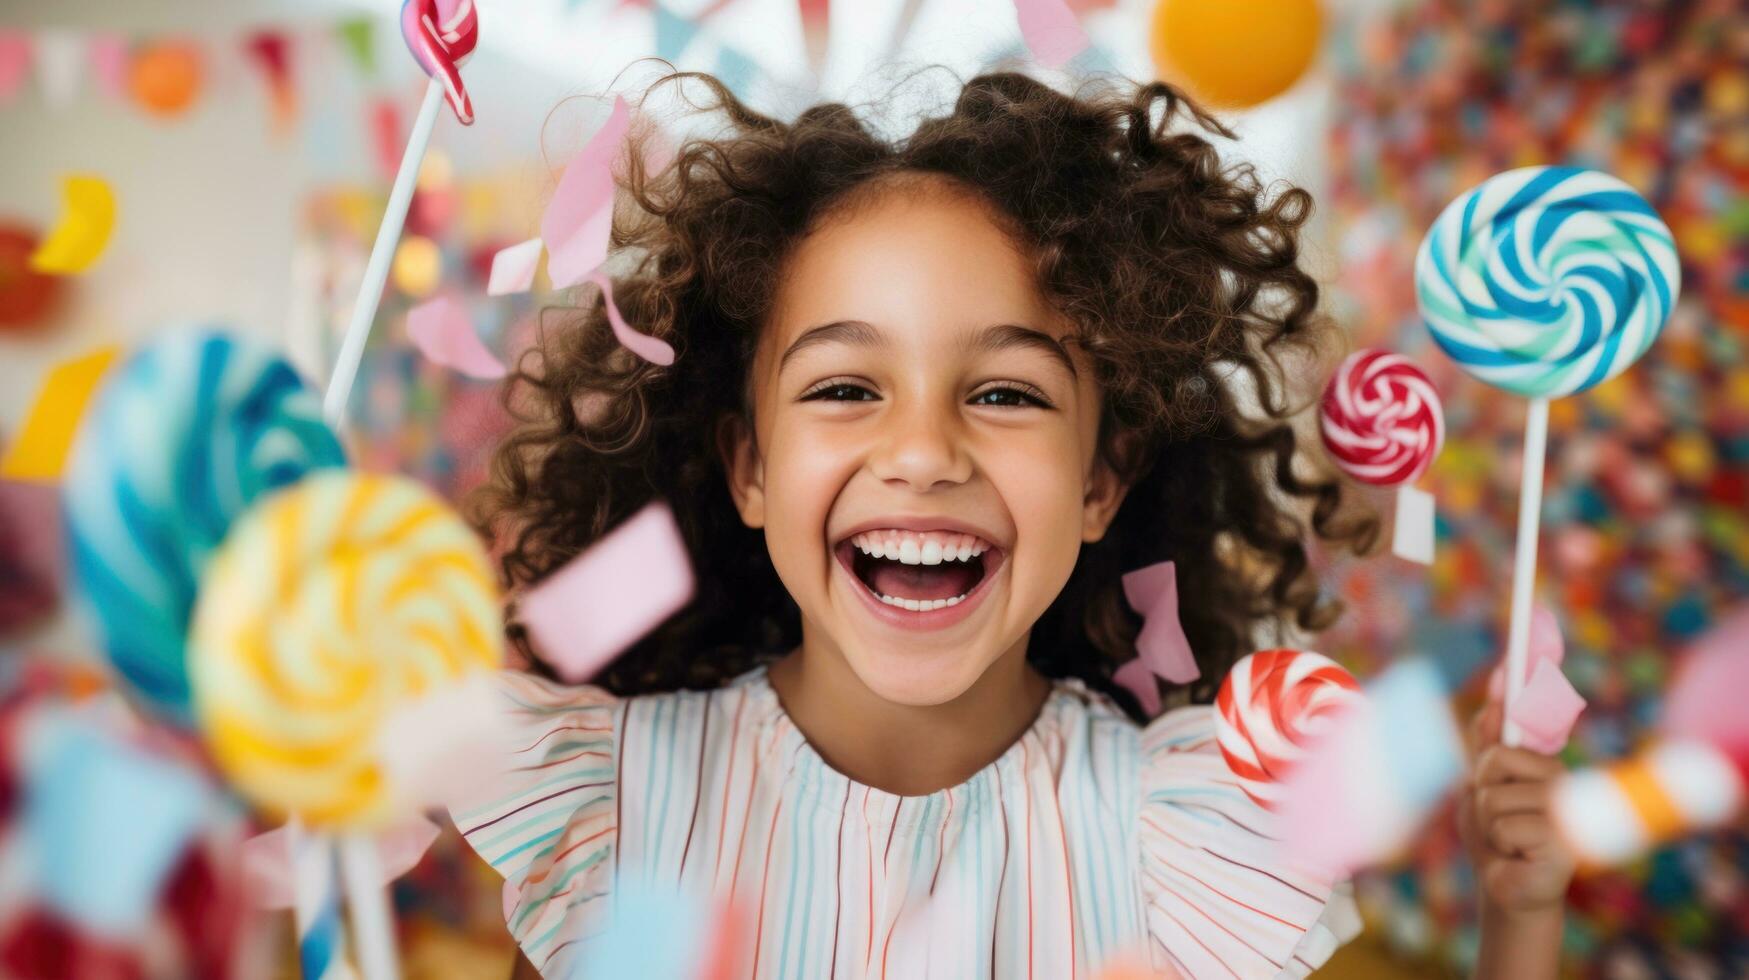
[190,470,502,829]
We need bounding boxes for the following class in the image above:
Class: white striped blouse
[450,666,1358,979]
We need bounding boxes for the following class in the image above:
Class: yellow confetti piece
[30,174,116,275]
[0,346,120,482]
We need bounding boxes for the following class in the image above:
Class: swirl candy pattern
[1215,649,1362,810]
[400,0,478,124]
[1320,348,1445,486]
[1415,165,1679,399]
[63,330,346,725]
[190,471,503,829]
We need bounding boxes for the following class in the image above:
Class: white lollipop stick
[1501,396,1549,748]
[323,79,446,427]
[288,817,353,979]
[340,834,402,980]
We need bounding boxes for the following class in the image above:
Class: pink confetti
[1513,659,1587,755]
[1113,658,1162,717]
[1279,658,1464,878]
[541,96,631,290]
[591,271,675,367]
[1121,560,1199,684]
[1485,603,1585,753]
[487,238,542,296]
[243,817,440,910]
[376,672,519,811]
[1013,0,1088,69]
[1664,605,1749,769]
[519,502,695,682]
[406,295,508,380]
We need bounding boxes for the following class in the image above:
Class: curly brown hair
[475,67,1379,716]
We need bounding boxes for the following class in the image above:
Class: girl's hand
[1459,694,1575,980]
[1458,696,1577,913]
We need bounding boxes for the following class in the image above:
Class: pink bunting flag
[798,0,830,77]
[1121,560,1199,684]
[243,818,441,910]
[487,238,542,296]
[406,295,508,379]
[34,30,83,107]
[1487,604,1585,754]
[1013,0,1088,69]
[87,34,129,100]
[519,501,695,682]
[0,31,31,105]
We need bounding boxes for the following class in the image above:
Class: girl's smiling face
[724,176,1129,706]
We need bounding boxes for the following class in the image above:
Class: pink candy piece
[1320,348,1445,486]
[518,502,696,682]
[1113,658,1162,718]
[400,0,478,124]
[1215,649,1362,810]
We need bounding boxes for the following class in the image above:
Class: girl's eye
[969,385,1052,409]
[800,381,878,402]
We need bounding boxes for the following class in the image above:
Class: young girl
[452,70,1574,978]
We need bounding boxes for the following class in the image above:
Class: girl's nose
[867,400,973,492]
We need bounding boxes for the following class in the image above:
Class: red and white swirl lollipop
[401,0,478,125]
[1320,348,1445,563]
[324,0,481,426]
[1215,649,1362,810]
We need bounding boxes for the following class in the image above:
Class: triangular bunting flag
[654,3,701,63]
[337,17,376,76]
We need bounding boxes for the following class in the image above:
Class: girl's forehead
[764,183,1065,356]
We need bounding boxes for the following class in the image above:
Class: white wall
[0,0,1331,428]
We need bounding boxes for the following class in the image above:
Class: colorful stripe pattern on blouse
[451,669,1354,979]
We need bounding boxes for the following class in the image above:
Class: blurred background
[0,0,1743,977]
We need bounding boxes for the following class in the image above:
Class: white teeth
[848,530,994,564]
[876,592,969,610]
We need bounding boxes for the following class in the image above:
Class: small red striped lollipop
[1319,348,1444,486]
[1320,348,1444,563]
[1215,649,1361,810]
[401,0,479,125]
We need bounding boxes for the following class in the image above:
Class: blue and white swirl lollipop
[1415,165,1679,399]
[63,329,346,725]
[1415,167,1678,749]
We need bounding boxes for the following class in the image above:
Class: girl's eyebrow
[778,320,1076,380]
[778,319,888,372]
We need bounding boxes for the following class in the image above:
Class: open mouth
[833,530,1001,612]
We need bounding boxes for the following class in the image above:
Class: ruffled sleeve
[1136,705,1360,979]
[447,671,620,976]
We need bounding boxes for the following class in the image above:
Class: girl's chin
[837,644,996,707]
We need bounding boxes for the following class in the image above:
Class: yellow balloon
[392,235,442,298]
[1149,0,1322,109]
[30,174,116,275]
